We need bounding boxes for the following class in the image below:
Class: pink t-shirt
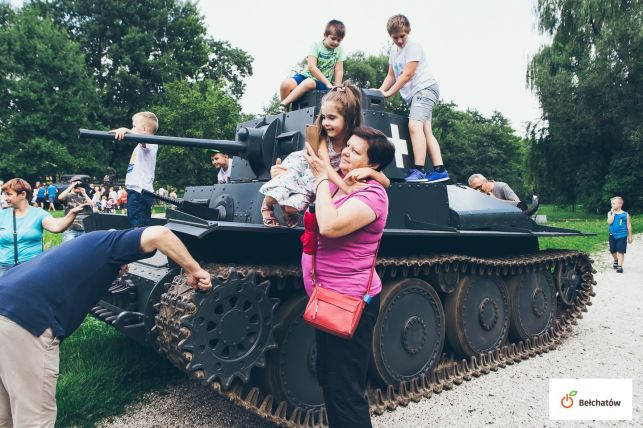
[302,180,388,298]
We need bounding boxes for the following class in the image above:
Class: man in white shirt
[210,150,232,184]
[111,112,159,227]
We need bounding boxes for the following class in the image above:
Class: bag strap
[12,209,19,266]
[364,240,381,296]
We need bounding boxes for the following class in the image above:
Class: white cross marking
[389,124,408,168]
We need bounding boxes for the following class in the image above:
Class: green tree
[433,104,528,197]
[527,0,642,211]
[151,79,242,189]
[33,0,253,171]
[262,93,281,116]
[0,7,99,181]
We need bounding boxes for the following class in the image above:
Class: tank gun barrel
[78,129,247,155]
[142,189,182,207]
[141,189,219,221]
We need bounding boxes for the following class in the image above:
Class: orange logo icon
[560,390,577,408]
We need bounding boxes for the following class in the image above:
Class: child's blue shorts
[292,73,328,90]
[609,235,627,253]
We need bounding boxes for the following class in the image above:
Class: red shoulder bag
[303,241,380,339]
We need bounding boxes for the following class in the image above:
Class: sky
[199,0,550,135]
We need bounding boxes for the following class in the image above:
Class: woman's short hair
[2,178,33,201]
[353,126,395,171]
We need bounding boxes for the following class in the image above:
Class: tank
[79,89,596,427]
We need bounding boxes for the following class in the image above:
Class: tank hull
[82,88,596,427]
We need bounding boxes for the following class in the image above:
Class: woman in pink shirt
[303,126,395,428]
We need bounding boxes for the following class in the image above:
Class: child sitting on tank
[278,20,347,112]
[260,83,390,228]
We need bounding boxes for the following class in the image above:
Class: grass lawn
[55,318,181,427]
[42,204,637,426]
[537,204,640,254]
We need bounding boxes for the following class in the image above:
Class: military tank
[79,89,595,427]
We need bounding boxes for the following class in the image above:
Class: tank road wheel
[554,261,581,306]
[506,271,556,341]
[161,271,279,389]
[445,274,509,357]
[263,295,324,412]
[371,279,445,385]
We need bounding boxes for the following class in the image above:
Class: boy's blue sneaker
[404,169,428,182]
[426,169,450,183]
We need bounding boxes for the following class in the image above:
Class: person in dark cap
[0,226,211,427]
[210,150,232,183]
[57,175,94,242]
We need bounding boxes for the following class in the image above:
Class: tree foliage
[0,0,252,185]
[344,51,407,115]
[151,79,242,189]
[527,0,642,211]
[0,7,100,179]
[434,104,528,197]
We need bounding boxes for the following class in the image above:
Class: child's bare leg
[424,120,444,166]
[281,78,316,106]
[408,120,428,168]
[262,196,278,211]
[611,252,618,262]
[261,196,280,227]
[280,77,298,101]
[617,252,625,267]
[280,205,299,228]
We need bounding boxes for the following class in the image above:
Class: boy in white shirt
[110,111,158,226]
[379,14,449,183]
[210,150,232,183]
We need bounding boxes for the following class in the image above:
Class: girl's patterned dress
[260,139,340,212]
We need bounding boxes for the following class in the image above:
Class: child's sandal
[261,204,280,228]
[283,212,299,229]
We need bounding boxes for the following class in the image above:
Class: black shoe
[616,266,623,273]
[613,261,619,269]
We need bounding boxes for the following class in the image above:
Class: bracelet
[315,178,329,193]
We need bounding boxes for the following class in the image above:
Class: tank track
[155,250,596,427]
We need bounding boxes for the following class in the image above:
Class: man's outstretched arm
[140,226,211,290]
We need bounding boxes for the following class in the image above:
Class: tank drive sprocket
[155,268,279,388]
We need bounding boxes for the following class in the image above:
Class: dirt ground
[99,236,641,428]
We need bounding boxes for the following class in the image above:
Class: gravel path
[99,237,642,427]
